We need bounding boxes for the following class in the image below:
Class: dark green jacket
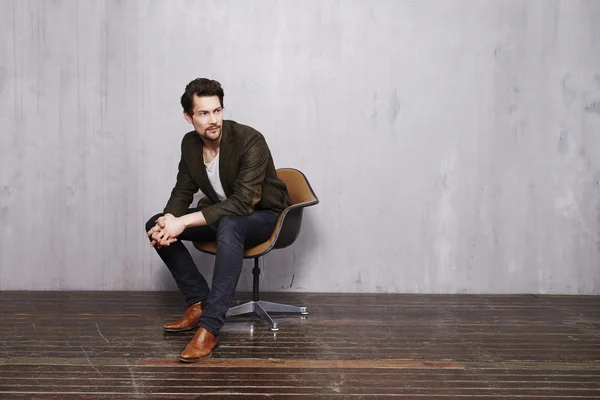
[164,120,291,230]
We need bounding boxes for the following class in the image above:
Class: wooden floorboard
[0,291,599,399]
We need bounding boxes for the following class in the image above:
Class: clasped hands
[147,213,186,248]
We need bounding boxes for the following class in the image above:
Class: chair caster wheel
[271,327,279,332]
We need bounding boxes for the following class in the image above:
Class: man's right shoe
[163,301,206,332]
[179,327,219,362]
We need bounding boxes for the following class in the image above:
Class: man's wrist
[179,212,205,228]
[179,214,192,229]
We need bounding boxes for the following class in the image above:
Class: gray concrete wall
[1,0,599,293]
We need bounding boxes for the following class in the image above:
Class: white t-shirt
[203,152,227,201]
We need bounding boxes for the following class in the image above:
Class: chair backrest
[193,168,318,258]
[272,168,319,249]
[277,168,319,206]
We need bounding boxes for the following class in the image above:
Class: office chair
[193,168,319,331]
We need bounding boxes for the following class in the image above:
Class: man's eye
[215,109,221,113]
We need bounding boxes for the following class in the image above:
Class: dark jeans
[145,208,278,336]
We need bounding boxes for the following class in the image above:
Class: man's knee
[145,213,164,232]
[216,216,245,242]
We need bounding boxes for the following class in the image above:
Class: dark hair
[180,78,225,116]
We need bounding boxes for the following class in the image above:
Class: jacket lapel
[218,121,234,197]
[190,132,220,203]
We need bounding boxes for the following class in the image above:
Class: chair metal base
[227,300,308,331]
[226,258,308,331]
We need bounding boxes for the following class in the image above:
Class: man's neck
[202,138,221,153]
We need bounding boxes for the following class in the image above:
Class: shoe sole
[163,325,198,333]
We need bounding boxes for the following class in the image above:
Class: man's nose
[209,113,217,124]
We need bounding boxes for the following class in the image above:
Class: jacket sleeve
[163,147,199,217]
[201,134,268,229]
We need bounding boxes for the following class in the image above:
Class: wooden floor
[0,291,599,399]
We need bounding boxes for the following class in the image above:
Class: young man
[145,78,290,362]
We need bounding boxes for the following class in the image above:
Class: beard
[202,126,221,141]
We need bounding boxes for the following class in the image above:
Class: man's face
[184,95,223,142]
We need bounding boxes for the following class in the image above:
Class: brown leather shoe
[163,301,205,332]
[179,327,219,362]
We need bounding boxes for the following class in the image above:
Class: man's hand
[160,214,186,241]
[147,224,174,248]
[147,214,184,248]
[155,213,174,229]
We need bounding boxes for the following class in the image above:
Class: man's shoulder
[181,130,199,144]
[225,120,263,140]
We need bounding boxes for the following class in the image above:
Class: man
[145,78,290,362]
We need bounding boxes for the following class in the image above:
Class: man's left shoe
[179,327,220,363]
[163,301,205,332]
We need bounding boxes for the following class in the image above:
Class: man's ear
[183,112,193,124]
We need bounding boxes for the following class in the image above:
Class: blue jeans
[145,208,278,336]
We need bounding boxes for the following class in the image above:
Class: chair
[193,168,319,331]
